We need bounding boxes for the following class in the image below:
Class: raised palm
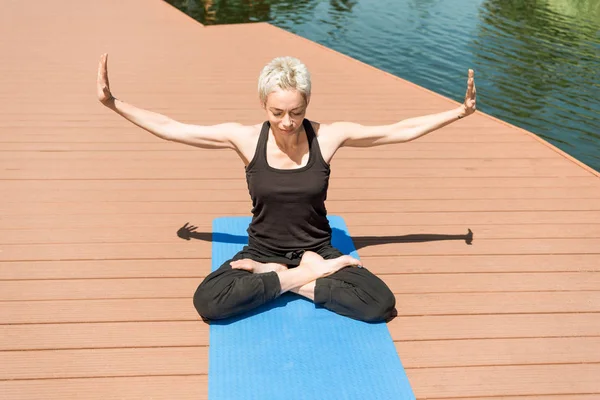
[463,69,477,116]
[97,53,114,104]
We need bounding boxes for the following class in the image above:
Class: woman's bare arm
[323,69,478,149]
[97,53,246,149]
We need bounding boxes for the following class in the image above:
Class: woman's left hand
[461,69,477,117]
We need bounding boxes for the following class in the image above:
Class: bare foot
[298,251,362,278]
[231,259,288,274]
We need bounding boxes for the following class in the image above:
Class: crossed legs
[193,249,396,322]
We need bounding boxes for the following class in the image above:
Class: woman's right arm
[97,53,243,150]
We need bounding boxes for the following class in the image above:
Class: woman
[97,54,476,322]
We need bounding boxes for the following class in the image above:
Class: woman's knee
[192,270,281,321]
[344,269,397,322]
[193,282,222,320]
[359,289,396,322]
[191,260,247,320]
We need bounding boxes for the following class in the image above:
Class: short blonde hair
[258,56,311,105]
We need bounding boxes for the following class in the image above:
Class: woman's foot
[231,259,288,274]
[298,251,362,278]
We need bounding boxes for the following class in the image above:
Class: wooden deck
[1,0,600,398]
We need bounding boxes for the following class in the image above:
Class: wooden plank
[407,364,600,398]
[0,376,208,400]
[383,272,600,293]
[388,314,600,341]
[0,347,208,380]
[348,224,600,239]
[0,277,200,301]
[1,298,196,325]
[0,259,209,280]
[356,239,600,257]
[0,321,208,351]
[427,396,600,400]
[344,212,600,226]
[397,337,600,368]
[0,243,210,262]
[393,291,600,316]
[428,394,598,400]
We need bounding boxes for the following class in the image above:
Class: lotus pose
[97,54,476,322]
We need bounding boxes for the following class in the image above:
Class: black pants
[193,244,396,322]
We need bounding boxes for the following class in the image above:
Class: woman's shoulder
[308,119,351,138]
[306,119,348,163]
[229,123,264,166]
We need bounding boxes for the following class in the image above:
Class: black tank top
[245,119,332,255]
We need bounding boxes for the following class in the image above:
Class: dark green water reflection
[165,0,600,172]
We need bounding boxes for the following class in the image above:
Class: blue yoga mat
[209,215,415,400]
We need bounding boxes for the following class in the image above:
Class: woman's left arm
[335,69,477,148]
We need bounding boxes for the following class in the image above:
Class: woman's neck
[270,125,306,154]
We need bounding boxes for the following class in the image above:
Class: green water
[165,0,600,172]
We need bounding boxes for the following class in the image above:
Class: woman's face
[263,88,308,135]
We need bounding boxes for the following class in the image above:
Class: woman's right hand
[97,53,114,105]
